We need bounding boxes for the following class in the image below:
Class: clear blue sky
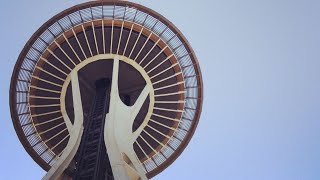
[1,0,320,179]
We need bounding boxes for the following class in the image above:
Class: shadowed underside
[10,1,203,179]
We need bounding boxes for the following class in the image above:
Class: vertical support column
[43,71,84,180]
[104,56,151,180]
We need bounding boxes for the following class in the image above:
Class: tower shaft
[74,80,113,180]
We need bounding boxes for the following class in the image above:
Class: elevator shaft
[73,79,113,180]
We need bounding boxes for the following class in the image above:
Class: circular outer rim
[10,0,203,178]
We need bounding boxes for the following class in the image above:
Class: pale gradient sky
[1,0,320,179]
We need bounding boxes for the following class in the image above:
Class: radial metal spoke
[139,38,161,65]
[110,20,114,53]
[62,34,82,63]
[155,100,185,104]
[82,24,93,56]
[143,45,168,69]
[153,107,184,113]
[129,28,143,58]
[102,20,106,54]
[147,54,174,74]
[147,124,171,139]
[28,95,60,100]
[47,49,72,71]
[38,121,65,136]
[30,85,61,94]
[136,140,150,160]
[53,41,76,66]
[150,63,178,80]
[34,116,63,126]
[152,113,180,122]
[29,104,60,108]
[44,128,67,144]
[117,20,125,54]
[152,72,182,86]
[140,134,157,154]
[92,22,99,54]
[31,110,61,118]
[51,134,70,151]
[40,57,68,76]
[32,76,63,88]
[154,81,184,91]
[143,129,166,147]
[155,91,185,97]
[123,23,134,55]
[35,66,65,82]
[150,119,176,131]
[71,28,87,59]
[134,33,152,61]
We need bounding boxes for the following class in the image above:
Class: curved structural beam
[42,71,84,180]
[104,56,153,180]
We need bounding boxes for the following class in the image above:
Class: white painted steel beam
[42,71,84,180]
